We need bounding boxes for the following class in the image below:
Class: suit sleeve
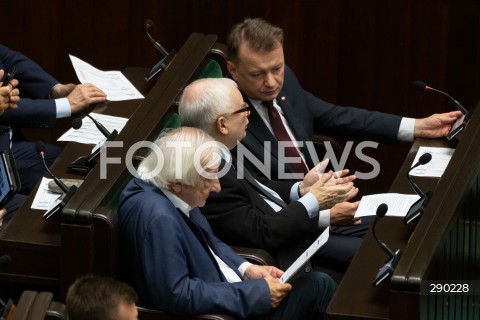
[202,170,318,252]
[0,44,58,127]
[0,98,56,127]
[143,211,271,318]
[283,65,402,142]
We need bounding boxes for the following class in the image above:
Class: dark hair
[66,275,137,320]
[226,18,284,62]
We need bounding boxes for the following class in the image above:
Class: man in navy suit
[225,18,463,180]
[179,77,364,277]
[0,44,107,193]
[118,127,336,320]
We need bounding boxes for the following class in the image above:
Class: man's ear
[170,182,182,194]
[216,116,229,135]
[227,61,237,81]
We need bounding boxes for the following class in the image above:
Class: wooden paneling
[2,0,479,195]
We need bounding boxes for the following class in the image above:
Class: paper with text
[410,146,454,177]
[355,193,421,218]
[69,54,144,101]
[57,113,128,145]
[31,177,61,210]
[280,228,329,283]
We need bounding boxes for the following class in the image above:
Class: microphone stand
[403,155,433,224]
[67,130,118,175]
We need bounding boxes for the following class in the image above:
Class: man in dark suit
[118,127,336,320]
[0,44,107,193]
[66,275,138,320]
[179,77,364,276]
[225,18,463,180]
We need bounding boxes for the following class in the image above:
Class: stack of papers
[69,54,144,101]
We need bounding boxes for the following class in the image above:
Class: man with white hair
[118,127,336,320]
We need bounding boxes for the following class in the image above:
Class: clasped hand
[300,159,357,209]
[244,264,292,309]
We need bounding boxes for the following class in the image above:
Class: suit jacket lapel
[188,208,243,280]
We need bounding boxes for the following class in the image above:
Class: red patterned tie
[263,100,308,175]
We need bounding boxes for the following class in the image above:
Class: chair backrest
[11,291,67,320]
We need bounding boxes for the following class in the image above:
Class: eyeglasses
[228,102,251,116]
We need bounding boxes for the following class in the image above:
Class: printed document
[280,228,329,283]
[69,54,144,101]
[31,177,61,210]
[410,146,454,177]
[354,193,420,218]
[57,113,128,145]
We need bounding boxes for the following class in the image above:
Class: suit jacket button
[304,265,311,273]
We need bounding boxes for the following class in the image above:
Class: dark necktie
[243,168,287,208]
[262,100,308,175]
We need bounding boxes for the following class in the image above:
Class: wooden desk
[0,69,147,289]
[327,99,480,320]
[326,137,455,319]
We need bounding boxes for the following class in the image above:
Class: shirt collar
[161,188,192,217]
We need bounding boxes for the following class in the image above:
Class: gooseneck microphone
[68,115,118,175]
[143,18,175,81]
[72,114,112,138]
[413,80,468,114]
[404,153,433,224]
[144,19,169,56]
[372,203,402,286]
[72,114,118,140]
[407,153,432,198]
[36,142,69,193]
[371,204,396,259]
[36,142,77,220]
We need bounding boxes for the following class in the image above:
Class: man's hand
[330,200,361,225]
[244,264,291,308]
[300,159,355,196]
[53,83,107,114]
[243,264,284,280]
[0,70,19,115]
[414,111,463,138]
[309,172,355,209]
[0,208,7,230]
[264,275,292,308]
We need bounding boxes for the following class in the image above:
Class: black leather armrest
[231,246,277,266]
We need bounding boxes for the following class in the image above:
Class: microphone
[68,115,118,175]
[36,142,69,193]
[371,204,396,259]
[73,114,113,139]
[371,204,402,286]
[143,19,175,81]
[0,254,11,268]
[35,142,77,220]
[144,19,169,56]
[413,80,468,115]
[404,153,433,224]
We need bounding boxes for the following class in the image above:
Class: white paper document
[355,193,421,218]
[69,54,144,101]
[280,228,329,283]
[57,113,128,145]
[410,146,454,177]
[31,177,61,210]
